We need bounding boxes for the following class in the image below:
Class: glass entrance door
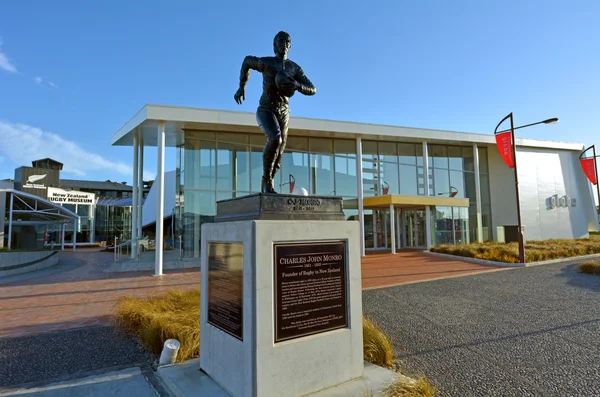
[402,208,426,248]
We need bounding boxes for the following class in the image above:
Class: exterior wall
[517,147,597,240]
[488,145,518,240]
[489,145,598,241]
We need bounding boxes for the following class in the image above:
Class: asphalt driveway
[363,262,600,397]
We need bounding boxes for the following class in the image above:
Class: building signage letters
[47,187,96,205]
[548,194,576,209]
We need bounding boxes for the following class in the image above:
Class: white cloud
[34,76,42,84]
[0,121,154,180]
[48,81,58,88]
[0,38,17,73]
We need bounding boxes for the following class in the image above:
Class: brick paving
[361,250,506,289]
[0,248,504,338]
[0,249,199,338]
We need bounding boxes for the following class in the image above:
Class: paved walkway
[363,262,600,396]
[0,250,199,339]
[362,250,505,289]
[0,249,499,339]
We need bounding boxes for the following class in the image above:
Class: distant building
[2,158,152,247]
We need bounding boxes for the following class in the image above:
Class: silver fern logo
[23,174,47,189]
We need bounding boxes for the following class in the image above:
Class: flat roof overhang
[110,105,584,151]
[363,195,470,209]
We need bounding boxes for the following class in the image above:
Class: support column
[0,191,5,249]
[473,143,484,242]
[423,141,432,249]
[155,121,166,276]
[72,218,77,251]
[396,207,401,249]
[401,209,407,248]
[390,204,396,254]
[131,131,139,258]
[373,211,378,249]
[138,133,144,243]
[61,224,65,251]
[356,136,365,256]
[7,193,14,250]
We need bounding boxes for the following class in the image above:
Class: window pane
[218,133,248,144]
[462,147,475,172]
[380,162,399,195]
[398,143,416,165]
[481,174,491,204]
[334,139,356,156]
[464,172,476,203]
[416,144,424,166]
[182,190,216,259]
[250,146,263,193]
[363,141,378,157]
[310,153,335,195]
[400,164,418,195]
[478,147,489,173]
[335,156,358,197]
[288,137,309,152]
[482,203,492,241]
[417,166,425,195]
[187,130,215,141]
[432,145,448,169]
[449,170,465,198]
[433,168,450,196]
[310,138,333,154]
[250,134,266,147]
[448,146,463,171]
[217,142,249,192]
[378,142,397,163]
[184,140,215,190]
[280,151,310,194]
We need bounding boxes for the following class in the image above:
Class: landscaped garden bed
[430,235,600,263]
[113,288,437,396]
[578,261,600,275]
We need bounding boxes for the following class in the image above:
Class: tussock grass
[379,376,437,397]
[363,316,394,368]
[115,288,396,368]
[578,261,600,275]
[430,235,600,263]
[113,289,200,362]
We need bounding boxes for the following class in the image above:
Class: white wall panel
[489,146,597,241]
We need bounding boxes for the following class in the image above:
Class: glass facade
[177,132,492,257]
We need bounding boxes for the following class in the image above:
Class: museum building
[111,105,599,269]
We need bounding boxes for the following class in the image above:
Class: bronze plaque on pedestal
[208,242,244,340]
[274,241,348,343]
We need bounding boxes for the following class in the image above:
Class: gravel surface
[363,262,600,397]
[0,326,153,390]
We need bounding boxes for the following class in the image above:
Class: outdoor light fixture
[494,113,559,264]
[437,185,458,197]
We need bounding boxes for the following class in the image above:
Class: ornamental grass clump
[379,376,437,397]
[362,316,394,368]
[113,289,200,362]
[430,235,600,263]
[578,261,600,275]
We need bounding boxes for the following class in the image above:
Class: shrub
[578,262,600,275]
[380,376,437,397]
[363,316,394,368]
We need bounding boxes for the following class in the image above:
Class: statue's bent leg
[271,108,290,183]
[256,109,281,194]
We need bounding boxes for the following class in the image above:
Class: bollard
[159,339,181,365]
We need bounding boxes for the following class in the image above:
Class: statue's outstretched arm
[235,56,266,104]
[294,67,316,96]
[239,56,266,88]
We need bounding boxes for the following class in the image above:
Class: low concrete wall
[0,251,59,278]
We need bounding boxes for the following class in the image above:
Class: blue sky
[0,0,599,183]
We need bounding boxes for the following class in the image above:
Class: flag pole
[509,114,526,264]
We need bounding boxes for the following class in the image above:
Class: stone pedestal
[200,195,363,397]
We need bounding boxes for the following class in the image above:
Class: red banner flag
[580,158,598,185]
[495,131,514,168]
